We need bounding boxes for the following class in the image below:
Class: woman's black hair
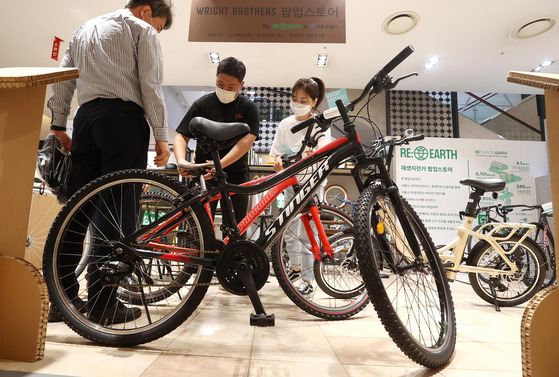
[292,77,325,111]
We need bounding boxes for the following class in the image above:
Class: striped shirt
[48,9,168,141]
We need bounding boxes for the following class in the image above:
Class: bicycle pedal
[250,313,275,327]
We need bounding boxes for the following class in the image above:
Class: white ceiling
[3,0,559,96]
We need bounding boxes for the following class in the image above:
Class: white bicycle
[437,178,546,311]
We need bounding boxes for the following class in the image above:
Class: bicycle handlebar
[379,45,415,79]
[290,45,416,135]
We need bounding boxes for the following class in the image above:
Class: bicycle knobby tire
[354,185,456,368]
[43,169,215,347]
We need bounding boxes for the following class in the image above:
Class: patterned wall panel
[242,87,291,153]
[388,90,458,138]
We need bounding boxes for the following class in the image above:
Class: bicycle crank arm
[234,260,275,327]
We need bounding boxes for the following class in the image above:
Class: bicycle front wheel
[271,203,369,320]
[354,185,456,368]
[43,169,215,347]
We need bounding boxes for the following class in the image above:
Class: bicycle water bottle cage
[189,117,250,153]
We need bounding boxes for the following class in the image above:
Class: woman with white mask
[269,77,331,296]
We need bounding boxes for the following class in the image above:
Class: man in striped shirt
[46,0,173,324]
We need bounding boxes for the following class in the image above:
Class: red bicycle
[43,45,456,368]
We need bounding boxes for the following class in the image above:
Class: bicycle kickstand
[234,260,276,327]
[488,277,501,312]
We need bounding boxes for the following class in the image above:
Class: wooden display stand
[0,67,79,362]
[507,71,559,377]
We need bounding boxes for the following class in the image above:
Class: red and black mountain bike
[43,45,456,368]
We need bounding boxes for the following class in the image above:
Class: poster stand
[507,71,559,377]
[0,67,79,362]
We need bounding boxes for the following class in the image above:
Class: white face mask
[290,101,312,117]
[216,86,238,104]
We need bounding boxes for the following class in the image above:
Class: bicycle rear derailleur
[215,240,275,327]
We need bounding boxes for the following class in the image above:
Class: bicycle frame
[437,214,537,281]
[209,173,335,258]
[126,134,369,267]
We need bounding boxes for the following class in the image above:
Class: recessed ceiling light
[512,17,556,39]
[531,60,554,72]
[424,56,440,70]
[382,12,420,35]
[428,57,440,65]
[209,52,220,64]
[316,53,329,67]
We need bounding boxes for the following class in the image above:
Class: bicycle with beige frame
[436,178,546,311]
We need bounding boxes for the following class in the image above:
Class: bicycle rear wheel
[26,183,62,270]
[323,184,349,209]
[468,236,546,306]
[271,203,369,320]
[43,169,215,347]
[354,185,456,368]
[116,192,195,305]
[531,223,556,288]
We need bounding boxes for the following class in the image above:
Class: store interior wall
[43,82,550,210]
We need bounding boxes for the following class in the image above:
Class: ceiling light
[424,56,440,70]
[531,60,554,72]
[382,12,420,35]
[316,53,329,67]
[209,52,220,64]
[512,17,556,39]
[428,57,440,65]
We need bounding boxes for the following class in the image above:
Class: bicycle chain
[106,244,221,288]
[106,282,220,288]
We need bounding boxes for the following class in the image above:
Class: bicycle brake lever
[387,72,419,90]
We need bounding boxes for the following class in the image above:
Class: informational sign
[393,137,549,244]
[189,0,346,43]
[325,88,349,108]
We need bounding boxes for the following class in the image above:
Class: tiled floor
[0,273,526,377]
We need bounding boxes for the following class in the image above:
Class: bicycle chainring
[215,240,269,295]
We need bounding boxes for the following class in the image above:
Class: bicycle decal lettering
[264,160,330,238]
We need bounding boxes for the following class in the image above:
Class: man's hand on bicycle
[273,156,284,173]
[177,159,214,179]
[274,150,314,173]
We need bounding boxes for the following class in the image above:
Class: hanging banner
[51,37,63,61]
[188,0,345,43]
[393,137,549,244]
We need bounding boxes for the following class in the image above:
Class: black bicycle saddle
[460,178,506,192]
[189,117,249,142]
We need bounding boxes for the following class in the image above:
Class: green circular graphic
[414,146,429,160]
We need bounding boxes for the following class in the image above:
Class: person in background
[174,56,260,224]
[46,0,174,323]
[269,77,331,296]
